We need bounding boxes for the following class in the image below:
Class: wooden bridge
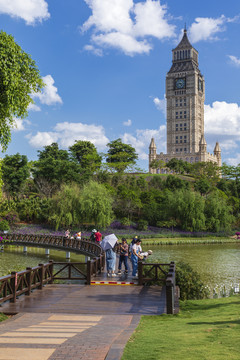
[0,233,178,315]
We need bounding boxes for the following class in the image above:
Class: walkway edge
[105,315,141,360]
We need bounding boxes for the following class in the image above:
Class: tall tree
[32,143,80,197]
[69,140,102,174]
[0,31,44,150]
[80,181,113,228]
[2,153,30,199]
[106,138,138,172]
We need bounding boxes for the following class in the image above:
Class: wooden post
[138,261,143,285]
[86,260,92,285]
[166,262,175,314]
[26,267,32,295]
[166,277,174,314]
[10,272,17,303]
[38,264,44,290]
[49,260,54,284]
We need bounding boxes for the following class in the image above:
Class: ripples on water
[0,245,85,277]
[143,242,240,295]
[1,243,240,296]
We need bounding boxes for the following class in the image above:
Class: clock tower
[166,28,204,155]
[149,29,221,173]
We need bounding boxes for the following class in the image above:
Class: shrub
[0,219,10,231]
[121,217,131,227]
[137,219,148,231]
[176,261,209,300]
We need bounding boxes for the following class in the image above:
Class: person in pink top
[95,230,102,243]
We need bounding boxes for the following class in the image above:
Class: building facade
[149,29,221,174]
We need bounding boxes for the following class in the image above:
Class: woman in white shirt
[131,239,142,278]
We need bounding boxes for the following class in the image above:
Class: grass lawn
[141,237,240,245]
[122,296,240,360]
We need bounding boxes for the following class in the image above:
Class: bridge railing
[0,233,103,257]
[0,253,106,305]
[138,261,177,314]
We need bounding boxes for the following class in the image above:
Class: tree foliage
[106,138,138,172]
[2,153,29,198]
[0,31,44,150]
[32,143,80,197]
[69,140,102,174]
[50,184,82,230]
[80,181,113,228]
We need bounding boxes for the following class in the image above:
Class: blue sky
[1,0,240,170]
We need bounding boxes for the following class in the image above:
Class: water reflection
[143,243,240,292]
[0,245,85,276]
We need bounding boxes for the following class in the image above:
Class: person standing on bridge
[131,239,142,279]
[118,238,129,274]
[95,229,102,243]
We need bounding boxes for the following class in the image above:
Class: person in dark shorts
[118,238,129,274]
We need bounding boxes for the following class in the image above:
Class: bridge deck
[1,284,166,315]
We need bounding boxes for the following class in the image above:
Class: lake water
[144,243,240,295]
[0,243,239,295]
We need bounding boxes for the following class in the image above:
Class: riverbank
[122,295,240,360]
[5,223,240,246]
[141,237,240,245]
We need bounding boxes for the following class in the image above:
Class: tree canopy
[69,140,102,174]
[2,153,29,198]
[0,31,44,150]
[106,138,138,172]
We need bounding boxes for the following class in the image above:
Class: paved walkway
[0,284,165,359]
[0,312,140,360]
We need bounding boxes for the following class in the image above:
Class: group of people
[106,236,150,279]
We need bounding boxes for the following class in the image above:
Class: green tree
[80,181,113,228]
[50,184,82,230]
[0,31,44,150]
[106,138,138,172]
[69,140,102,174]
[2,153,30,199]
[204,191,234,232]
[32,143,80,197]
[194,178,211,195]
[165,189,206,231]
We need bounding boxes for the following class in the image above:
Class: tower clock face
[175,78,185,89]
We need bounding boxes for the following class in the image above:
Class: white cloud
[27,122,109,150]
[228,55,240,67]
[32,75,62,106]
[0,0,50,25]
[83,44,103,56]
[188,15,230,43]
[205,101,240,136]
[122,125,166,160]
[225,153,240,166]
[123,119,132,126]
[153,96,166,114]
[219,139,238,151]
[12,118,31,132]
[28,103,41,112]
[81,0,175,56]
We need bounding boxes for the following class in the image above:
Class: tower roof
[214,142,221,152]
[199,135,207,145]
[174,29,194,51]
[149,137,156,149]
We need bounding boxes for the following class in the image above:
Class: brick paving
[0,312,140,360]
[0,269,165,359]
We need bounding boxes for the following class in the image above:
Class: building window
[184,148,187,152]
[176,148,178,152]
[184,140,186,143]
[180,148,182,152]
